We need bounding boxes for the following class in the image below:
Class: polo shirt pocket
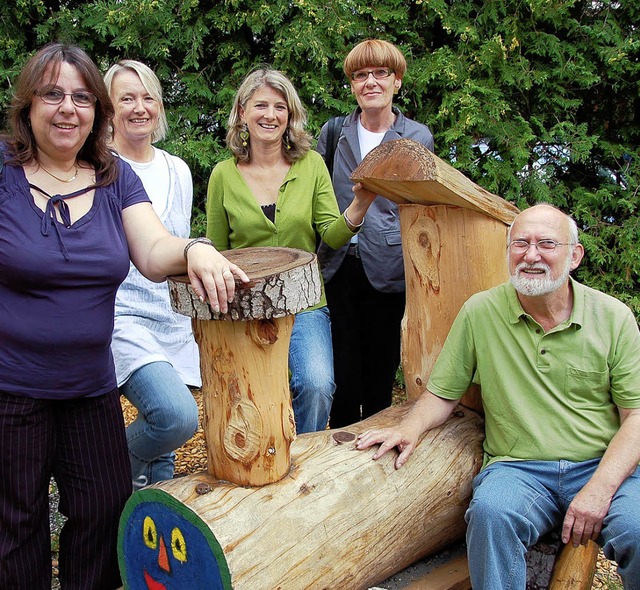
[564,367,609,408]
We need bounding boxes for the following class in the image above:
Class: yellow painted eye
[143,516,158,549]
[171,527,187,563]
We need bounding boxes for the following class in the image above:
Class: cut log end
[351,139,519,224]
[168,247,322,321]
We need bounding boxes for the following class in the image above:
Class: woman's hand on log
[356,425,421,470]
[187,243,250,313]
[343,183,377,230]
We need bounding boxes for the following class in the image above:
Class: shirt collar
[505,276,584,329]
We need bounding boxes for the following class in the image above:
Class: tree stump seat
[168,246,322,487]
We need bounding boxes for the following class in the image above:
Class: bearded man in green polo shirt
[356,203,640,590]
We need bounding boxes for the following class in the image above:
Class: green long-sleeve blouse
[205,150,356,308]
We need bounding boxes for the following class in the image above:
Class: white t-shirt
[357,117,387,159]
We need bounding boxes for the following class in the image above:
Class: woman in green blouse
[206,67,374,433]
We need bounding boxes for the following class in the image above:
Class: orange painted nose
[158,535,171,573]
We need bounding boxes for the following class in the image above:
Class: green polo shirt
[428,278,640,468]
[206,152,355,309]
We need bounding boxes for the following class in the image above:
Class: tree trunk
[168,247,321,486]
[118,404,484,590]
[194,316,296,486]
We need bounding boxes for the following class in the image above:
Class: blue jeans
[465,459,640,590]
[288,307,335,434]
[120,361,199,487]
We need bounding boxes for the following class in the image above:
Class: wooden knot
[249,319,279,347]
[195,482,213,495]
[332,431,356,444]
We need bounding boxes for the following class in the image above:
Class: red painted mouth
[144,570,167,590]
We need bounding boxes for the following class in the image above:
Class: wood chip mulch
[121,388,623,589]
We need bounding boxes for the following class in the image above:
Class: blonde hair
[226,68,312,163]
[343,39,407,80]
[103,59,168,143]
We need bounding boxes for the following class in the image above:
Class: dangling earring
[283,128,292,151]
[240,123,249,147]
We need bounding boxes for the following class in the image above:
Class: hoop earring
[240,123,249,147]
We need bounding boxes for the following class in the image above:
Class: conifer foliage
[1,0,637,316]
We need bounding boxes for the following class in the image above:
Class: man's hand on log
[356,425,422,470]
[356,392,459,470]
[187,244,250,313]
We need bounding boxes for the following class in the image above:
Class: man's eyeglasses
[35,89,97,108]
[508,240,573,254]
[350,68,394,82]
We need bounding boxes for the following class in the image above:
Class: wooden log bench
[351,139,600,590]
[117,404,484,590]
[116,142,600,589]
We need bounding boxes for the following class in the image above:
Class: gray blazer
[316,107,434,292]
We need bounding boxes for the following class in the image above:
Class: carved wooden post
[352,139,518,410]
[168,247,321,486]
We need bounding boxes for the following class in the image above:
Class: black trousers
[325,253,405,428]
[0,388,131,590]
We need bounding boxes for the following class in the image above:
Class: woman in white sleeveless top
[104,60,200,488]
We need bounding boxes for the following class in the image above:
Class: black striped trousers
[0,388,132,590]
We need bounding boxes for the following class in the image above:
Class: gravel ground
[49,388,622,589]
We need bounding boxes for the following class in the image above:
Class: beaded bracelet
[183,237,214,261]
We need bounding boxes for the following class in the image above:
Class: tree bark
[168,246,322,321]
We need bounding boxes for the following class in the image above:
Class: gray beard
[510,261,571,297]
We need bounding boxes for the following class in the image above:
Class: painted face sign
[119,489,232,590]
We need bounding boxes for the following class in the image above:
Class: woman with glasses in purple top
[0,43,247,590]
